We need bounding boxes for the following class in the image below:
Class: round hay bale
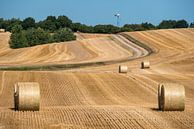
[14,82,40,111]
[14,84,19,111]
[0,29,5,33]
[158,84,162,110]
[119,65,128,73]
[158,83,185,111]
[141,61,150,69]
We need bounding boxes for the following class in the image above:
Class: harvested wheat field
[0,33,135,67]
[0,28,194,129]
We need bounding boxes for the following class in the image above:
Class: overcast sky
[1,0,194,26]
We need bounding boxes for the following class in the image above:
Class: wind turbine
[114,13,120,26]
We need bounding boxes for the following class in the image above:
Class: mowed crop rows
[0,71,193,129]
[124,28,194,69]
[0,33,132,67]
[80,28,194,73]
[0,28,194,128]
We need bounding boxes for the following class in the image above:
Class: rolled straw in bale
[14,82,40,111]
[119,65,128,73]
[141,61,150,69]
[0,29,5,32]
[14,84,19,110]
[158,84,162,110]
[159,83,185,111]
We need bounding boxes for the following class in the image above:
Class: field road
[0,28,194,129]
[0,33,139,68]
[112,34,149,59]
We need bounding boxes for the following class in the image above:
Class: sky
[1,0,194,26]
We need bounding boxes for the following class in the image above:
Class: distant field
[0,33,133,67]
[0,28,194,129]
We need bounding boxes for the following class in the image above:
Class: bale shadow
[151,108,160,111]
[9,108,16,111]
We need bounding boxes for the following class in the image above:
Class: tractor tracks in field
[122,73,158,96]
[0,34,153,71]
[112,34,149,59]
[0,71,6,96]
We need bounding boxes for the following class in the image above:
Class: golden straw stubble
[158,83,185,111]
[14,82,40,111]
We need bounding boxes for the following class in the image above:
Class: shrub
[9,26,76,49]
[141,22,156,30]
[9,25,29,48]
[190,23,194,28]
[94,24,120,34]
[10,33,29,48]
[123,24,145,31]
[25,28,50,46]
[52,28,76,42]
[22,17,36,30]
[175,20,189,28]
[158,20,177,29]
[57,15,72,28]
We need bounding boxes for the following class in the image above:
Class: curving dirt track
[0,33,134,67]
[0,29,194,129]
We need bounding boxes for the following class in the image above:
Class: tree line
[0,16,193,48]
[0,16,193,33]
[0,16,77,48]
[9,25,76,48]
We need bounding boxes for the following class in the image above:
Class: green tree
[1,20,10,30]
[79,24,94,33]
[25,28,50,46]
[22,17,36,30]
[46,16,57,22]
[5,18,22,32]
[120,27,133,32]
[70,23,82,32]
[141,22,156,30]
[190,22,194,28]
[94,25,120,34]
[11,24,23,33]
[175,20,189,28]
[70,23,94,33]
[158,20,176,29]
[57,15,72,28]
[37,16,57,32]
[53,28,76,42]
[9,32,29,48]
[9,24,28,48]
[9,33,28,48]
[123,24,145,31]
[39,20,57,32]
[0,18,4,28]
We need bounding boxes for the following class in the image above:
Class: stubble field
[0,28,194,129]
